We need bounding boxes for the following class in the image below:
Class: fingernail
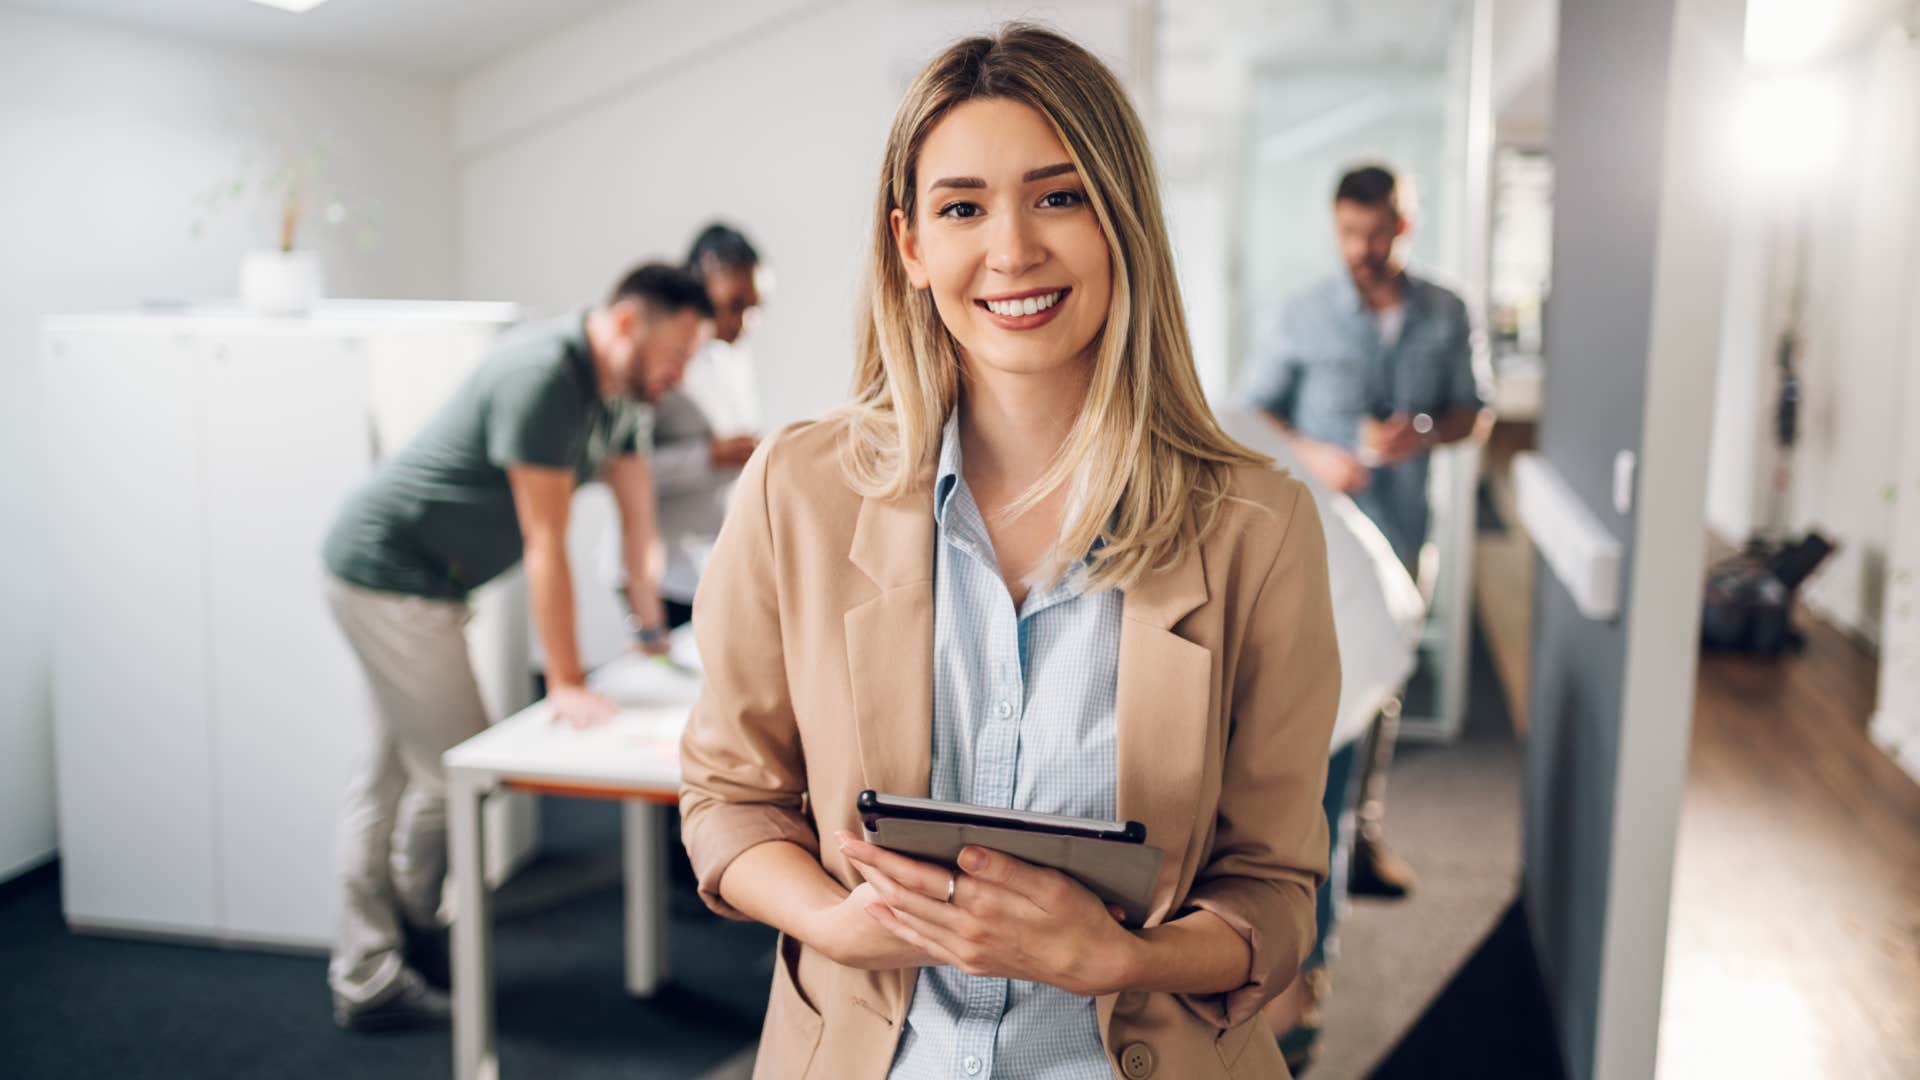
[834,830,849,845]
[959,847,985,872]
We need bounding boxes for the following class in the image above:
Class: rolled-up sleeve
[1236,305,1304,423]
[1445,295,1492,411]
[678,430,818,919]
[1178,480,1341,1027]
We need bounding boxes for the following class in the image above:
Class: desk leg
[449,773,497,1080]
[622,800,667,997]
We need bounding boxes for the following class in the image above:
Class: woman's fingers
[836,834,953,900]
[875,899,989,975]
[847,858,975,935]
[956,845,1078,911]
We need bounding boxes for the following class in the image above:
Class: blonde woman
[679,24,1339,1079]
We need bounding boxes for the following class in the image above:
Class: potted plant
[191,135,375,315]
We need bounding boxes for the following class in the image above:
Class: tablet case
[863,816,1164,927]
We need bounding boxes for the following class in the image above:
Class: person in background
[318,263,712,1031]
[1218,405,1424,1072]
[604,223,765,632]
[1239,163,1491,900]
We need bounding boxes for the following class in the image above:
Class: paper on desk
[532,703,684,763]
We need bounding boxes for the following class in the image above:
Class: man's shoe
[1278,1023,1319,1074]
[333,969,451,1033]
[402,920,452,991]
[1276,967,1331,1074]
[1349,833,1417,899]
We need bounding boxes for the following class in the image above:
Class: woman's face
[892,97,1114,382]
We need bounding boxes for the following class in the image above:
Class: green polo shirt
[323,311,652,600]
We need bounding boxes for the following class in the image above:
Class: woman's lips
[976,287,1069,330]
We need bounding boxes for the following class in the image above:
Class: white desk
[443,650,699,1080]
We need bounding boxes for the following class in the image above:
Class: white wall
[0,8,460,880]
[1872,187,1920,782]
[453,0,1144,430]
[1789,32,1914,641]
[1704,26,1918,643]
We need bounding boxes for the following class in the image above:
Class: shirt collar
[932,406,1114,598]
[1334,267,1425,317]
[933,407,965,528]
[566,306,624,406]
[1333,270,1366,315]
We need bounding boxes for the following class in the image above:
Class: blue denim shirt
[1238,270,1484,567]
[887,412,1123,1080]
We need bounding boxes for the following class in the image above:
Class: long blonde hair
[840,23,1267,591]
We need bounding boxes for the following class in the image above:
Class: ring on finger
[944,873,957,904]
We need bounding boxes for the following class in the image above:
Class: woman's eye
[936,201,982,220]
[1040,190,1085,209]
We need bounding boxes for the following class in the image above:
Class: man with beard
[1239,160,1488,1065]
[1240,164,1489,904]
[319,263,712,1030]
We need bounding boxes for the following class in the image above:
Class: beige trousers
[324,576,489,1006]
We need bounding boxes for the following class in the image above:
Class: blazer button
[1118,1041,1155,1079]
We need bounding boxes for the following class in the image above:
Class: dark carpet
[1371,898,1564,1080]
[1311,628,1564,1080]
[0,800,774,1079]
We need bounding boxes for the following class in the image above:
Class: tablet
[857,791,1164,927]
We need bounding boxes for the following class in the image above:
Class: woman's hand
[793,880,939,972]
[837,832,1137,998]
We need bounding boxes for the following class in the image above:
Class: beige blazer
[680,416,1340,1080]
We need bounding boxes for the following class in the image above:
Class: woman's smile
[976,286,1071,330]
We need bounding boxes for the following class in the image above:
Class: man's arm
[1437,296,1494,446]
[1236,307,1303,426]
[605,453,670,653]
[505,465,600,695]
[1240,324,1370,493]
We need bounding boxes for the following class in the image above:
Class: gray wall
[1524,0,1676,1076]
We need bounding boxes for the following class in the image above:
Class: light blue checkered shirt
[887,412,1123,1080]
[1237,270,1485,568]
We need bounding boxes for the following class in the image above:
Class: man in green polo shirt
[320,263,712,1031]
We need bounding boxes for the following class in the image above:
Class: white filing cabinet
[42,301,540,950]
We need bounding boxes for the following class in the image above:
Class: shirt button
[993,701,1012,719]
[962,1054,983,1075]
[1118,1041,1155,1079]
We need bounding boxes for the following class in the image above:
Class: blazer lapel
[842,483,938,1023]
[1114,544,1213,908]
[1098,542,1212,1042]
[844,485,937,802]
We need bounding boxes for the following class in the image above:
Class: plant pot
[239,250,324,315]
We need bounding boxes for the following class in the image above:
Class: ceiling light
[244,0,331,13]
[1731,72,1844,195]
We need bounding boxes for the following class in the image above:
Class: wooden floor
[1660,613,1920,1080]
[1474,420,1536,736]
[1472,426,1920,1079]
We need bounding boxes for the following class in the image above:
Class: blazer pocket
[752,934,825,1080]
[1217,1014,1293,1079]
[1213,1016,1259,1073]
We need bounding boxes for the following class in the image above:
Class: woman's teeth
[984,291,1063,317]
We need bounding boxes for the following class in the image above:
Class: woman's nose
[985,210,1045,277]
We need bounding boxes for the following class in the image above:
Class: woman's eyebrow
[926,162,1078,192]
[1023,162,1077,181]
